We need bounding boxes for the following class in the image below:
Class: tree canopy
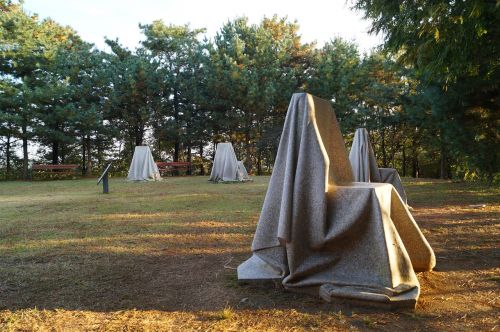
[351,0,499,181]
[1,1,497,182]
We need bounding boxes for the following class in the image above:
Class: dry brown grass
[0,177,498,331]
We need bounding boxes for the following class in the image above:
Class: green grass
[0,177,266,255]
[0,177,498,331]
[405,179,499,207]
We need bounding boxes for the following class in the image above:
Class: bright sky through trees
[23,0,382,52]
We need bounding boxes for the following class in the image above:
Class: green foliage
[206,16,313,172]
[0,2,496,181]
[105,39,154,149]
[0,1,81,177]
[307,38,361,128]
[351,0,499,181]
[352,0,499,85]
[140,22,207,162]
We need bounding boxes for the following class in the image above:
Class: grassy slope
[0,177,498,331]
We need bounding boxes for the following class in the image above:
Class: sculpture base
[237,255,283,284]
[238,255,418,310]
[319,283,418,310]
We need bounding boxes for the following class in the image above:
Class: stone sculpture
[349,128,409,205]
[238,93,435,309]
[127,146,161,181]
[209,142,250,182]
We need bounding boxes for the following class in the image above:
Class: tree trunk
[52,141,59,164]
[157,133,162,159]
[388,125,396,168]
[212,139,219,162]
[22,123,29,180]
[82,137,86,175]
[199,144,205,175]
[61,144,66,164]
[135,125,143,146]
[380,128,387,167]
[257,149,262,175]
[96,135,103,167]
[187,144,192,175]
[402,144,406,177]
[241,110,253,173]
[129,138,134,159]
[245,135,253,174]
[412,157,419,178]
[5,134,11,174]
[411,140,419,178]
[85,135,92,177]
[173,86,180,162]
[174,142,180,162]
[439,145,447,179]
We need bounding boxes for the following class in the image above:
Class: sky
[22,0,383,53]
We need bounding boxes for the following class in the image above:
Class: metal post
[103,173,109,194]
[97,162,112,194]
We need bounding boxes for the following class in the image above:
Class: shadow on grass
[433,246,499,272]
[414,208,499,272]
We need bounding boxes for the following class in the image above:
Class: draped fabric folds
[127,146,161,181]
[349,128,409,204]
[209,143,250,182]
[238,93,435,308]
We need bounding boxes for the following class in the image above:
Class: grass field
[0,176,498,331]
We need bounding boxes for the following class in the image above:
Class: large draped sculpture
[209,143,250,182]
[349,128,409,205]
[127,146,161,181]
[238,93,435,309]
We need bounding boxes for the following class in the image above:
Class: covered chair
[127,146,161,181]
[237,93,435,309]
[349,128,409,205]
[209,143,250,182]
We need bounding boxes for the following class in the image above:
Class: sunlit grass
[0,176,498,331]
